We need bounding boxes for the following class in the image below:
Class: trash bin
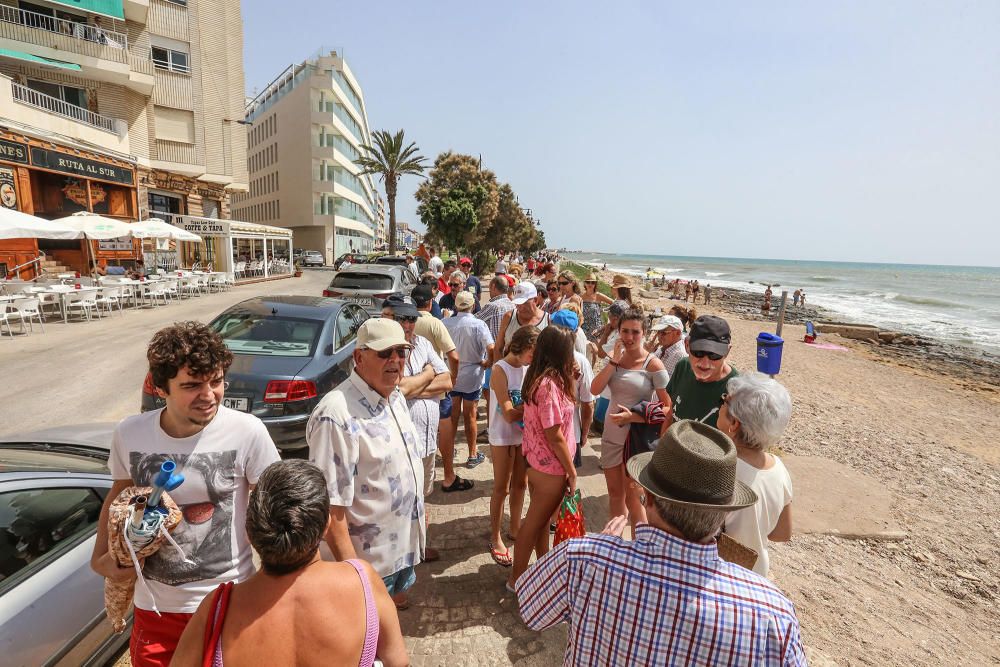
[756,332,784,375]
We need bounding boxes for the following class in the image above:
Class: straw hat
[612,274,631,288]
[584,272,599,282]
[627,420,757,511]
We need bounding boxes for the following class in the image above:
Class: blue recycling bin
[756,332,784,375]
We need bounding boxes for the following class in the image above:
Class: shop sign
[0,167,17,209]
[61,178,89,207]
[141,170,191,193]
[0,139,29,165]
[30,147,134,185]
[180,218,228,237]
[98,237,133,251]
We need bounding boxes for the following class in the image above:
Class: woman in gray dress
[590,308,671,534]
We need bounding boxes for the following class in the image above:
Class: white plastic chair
[95,286,123,316]
[10,298,45,333]
[1,303,21,336]
[64,291,97,321]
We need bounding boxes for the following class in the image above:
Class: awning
[47,0,124,20]
[334,217,375,238]
[0,49,82,70]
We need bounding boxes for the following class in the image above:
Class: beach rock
[816,323,881,342]
[896,336,919,346]
[879,331,901,343]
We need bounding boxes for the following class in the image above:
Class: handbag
[553,490,586,547]
[622,401,667,464]
[201,581,234,667]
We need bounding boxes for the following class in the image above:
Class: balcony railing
[0,4,128,50]
[12,82,121,134]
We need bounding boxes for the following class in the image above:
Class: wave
[810,276,840,282]
[705,271,728,277]
[890,294,963,309]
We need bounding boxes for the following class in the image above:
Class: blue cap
[551,308,579,332]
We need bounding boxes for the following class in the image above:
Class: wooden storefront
[0,126,138,278]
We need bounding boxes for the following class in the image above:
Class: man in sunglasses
[665,315,739,428]
[382,294,453,560]
[307,318,426,610]
[440,270,483,316]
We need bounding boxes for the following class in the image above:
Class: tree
[415,152,499,256]
[357,130,427,254]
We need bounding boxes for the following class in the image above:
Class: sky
[241,1,1000,266]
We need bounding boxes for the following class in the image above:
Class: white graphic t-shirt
[109,406,280,613]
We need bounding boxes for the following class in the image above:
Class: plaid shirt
[517,525,806,666]
[475,293,515,341]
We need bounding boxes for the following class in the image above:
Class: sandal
[442,475,474,492]
[489,543,512,567]
[466,452,486,468]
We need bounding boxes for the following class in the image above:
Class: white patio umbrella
[0,207,83,240]
[50,212,135,274]
[130,218,202,242]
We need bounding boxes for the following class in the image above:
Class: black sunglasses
[547,286,558,292]
[394,315,417,324]
[375,346,409,359]
[448,283,462,288]
[691,349,724,361]
[558,281,571,286]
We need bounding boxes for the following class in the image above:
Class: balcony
[0,5,154,93]
[12,81,123,134]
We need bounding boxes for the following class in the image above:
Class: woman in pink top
[507,326,578,591]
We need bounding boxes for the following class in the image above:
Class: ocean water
[563,252,1000,355]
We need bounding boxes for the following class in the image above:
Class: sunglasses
[691,349,724,361]
[558,281,571,286]
[448,283,462,289]
[374,346,409,359]
[547,286,558,292]
[394,315,417,323]
[584,280,597,284]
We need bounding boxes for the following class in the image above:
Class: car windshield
[330,273,394,290]
[212,315,320,357]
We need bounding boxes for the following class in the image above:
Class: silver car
[0,424,129,667]
[322,263,416,314]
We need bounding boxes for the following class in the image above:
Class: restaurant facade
[0,124,138,278]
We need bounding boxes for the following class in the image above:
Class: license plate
[223,397,249,412]
[347,296,374,306]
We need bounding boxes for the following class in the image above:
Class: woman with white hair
[716,372,794,576]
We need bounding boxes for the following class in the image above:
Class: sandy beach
[588,266,1000,664]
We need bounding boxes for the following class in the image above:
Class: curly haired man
[90,321,279,667]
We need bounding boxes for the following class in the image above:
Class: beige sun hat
[627,420,757,511]
[611,274,631,288]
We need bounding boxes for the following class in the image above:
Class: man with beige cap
[307,317,426,609]
[516,420,805,665]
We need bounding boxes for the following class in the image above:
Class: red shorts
[130,607,193,667]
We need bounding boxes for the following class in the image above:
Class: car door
[0,476,126,667]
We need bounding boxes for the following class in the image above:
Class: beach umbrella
[51,212,134,274]
[0,207,83,240]
[130,218,202,242]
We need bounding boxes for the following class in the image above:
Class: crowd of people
[94,253,805,666]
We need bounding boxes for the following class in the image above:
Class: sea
[562,252,1000,356]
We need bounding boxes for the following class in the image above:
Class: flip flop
[505,581,517,595]
[442,475,474,492]
[489,543,512,567]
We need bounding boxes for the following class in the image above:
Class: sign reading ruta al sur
[30,147,134,185]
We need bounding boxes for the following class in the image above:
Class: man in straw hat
[516,420,805,665]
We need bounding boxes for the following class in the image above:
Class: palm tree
[357,130,427,254]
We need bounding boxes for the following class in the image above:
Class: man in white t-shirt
[91,321,280,667]
[427,246,444,276]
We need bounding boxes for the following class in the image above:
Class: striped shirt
[475,293,515,341]
[517,525,806,666]
[403,335,448,458]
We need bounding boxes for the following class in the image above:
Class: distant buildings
[0,0,249,276]
[394,221,422,251]
[232,51,380,263]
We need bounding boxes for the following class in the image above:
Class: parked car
[322,264,417,315]
[334,252,369,270]
[141,296,369,451]
[299,250,325,267]
[0,424,131,667]
[373,253,429,277]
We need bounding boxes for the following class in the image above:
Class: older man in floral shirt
[307,318,426,609]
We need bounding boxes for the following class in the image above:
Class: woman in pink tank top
[169,460,408,667]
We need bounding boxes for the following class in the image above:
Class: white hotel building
[232,51,381,263]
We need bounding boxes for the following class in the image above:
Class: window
[151,46,190,73]
[335,307,360,349]
[26,79,88,109]
[154,106,195,143]
[0,487,103,595]
[163,0,188,6]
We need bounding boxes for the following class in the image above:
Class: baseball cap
[511,281,538,305]
[459,256,472,266]
[455,291,475,311]
[688,315,732,356]
[651,314,683,332]
[551,308,579,332]
[382,292,419,318]
[356,318,411,351]
[411,284,434,307]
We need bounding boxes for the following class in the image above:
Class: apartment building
[232,51,379,265]
[0,0,247,275]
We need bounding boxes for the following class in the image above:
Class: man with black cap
[517,420,804,665]
[665,314,739,427]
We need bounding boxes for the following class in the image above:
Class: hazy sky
[242,1,1000,266]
